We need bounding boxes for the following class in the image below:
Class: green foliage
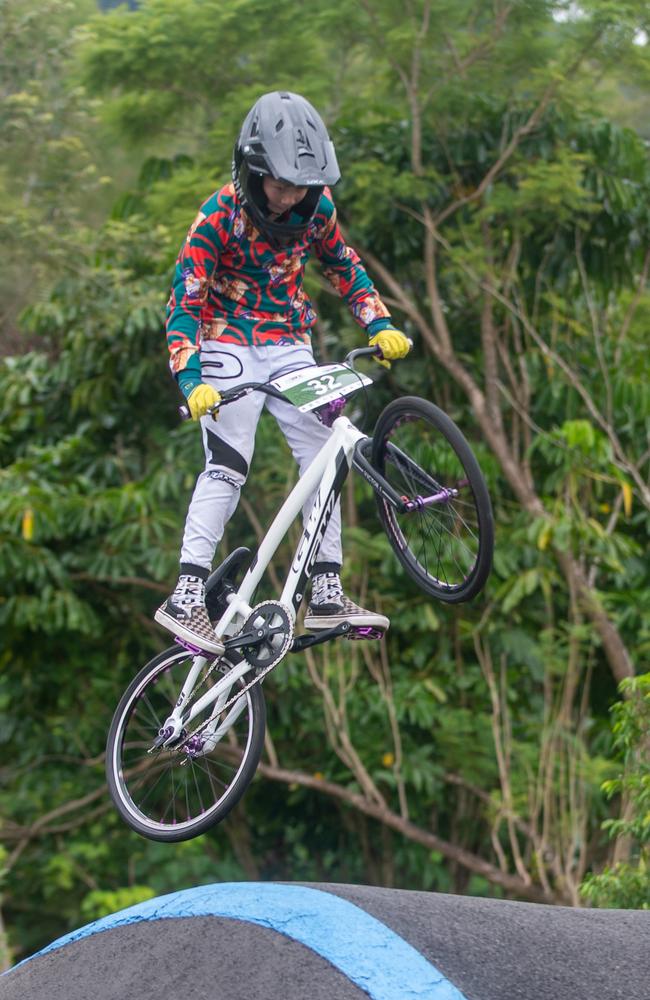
[0,0,124,350]
[581,674,650,909]
[81,885,156,922]
[77,0,362,143]
[1,0,650,966]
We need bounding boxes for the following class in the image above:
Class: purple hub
[183,735,205,757]
[404,489,456,511]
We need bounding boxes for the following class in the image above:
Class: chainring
[239,601,294,672]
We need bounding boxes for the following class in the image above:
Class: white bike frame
[162,412,367,742]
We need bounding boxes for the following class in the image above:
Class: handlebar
[178,380,286,422]
[178,340,412,421]
[343,344,383,365]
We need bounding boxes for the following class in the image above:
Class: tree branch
[254,759,552,902]
[432,27,607,229]
[614,247,650,366]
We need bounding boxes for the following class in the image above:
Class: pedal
[345,625,386,641]
[174,635,221,657]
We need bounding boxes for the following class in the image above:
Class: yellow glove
[187,383,222,421]
[368,329,411,369]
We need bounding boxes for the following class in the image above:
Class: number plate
[270,364,373,412]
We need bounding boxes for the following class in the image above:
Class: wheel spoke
[107,648,263,840]
[373,401,492,599]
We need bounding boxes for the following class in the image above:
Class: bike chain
[177,601,294,754]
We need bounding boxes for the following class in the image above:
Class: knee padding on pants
[205,428,249,480]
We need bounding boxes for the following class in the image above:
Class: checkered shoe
[155,575,225,655]
[304,572,389,633]
[303,596,390,632]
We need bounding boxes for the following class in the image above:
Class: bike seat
[205,546,250,621]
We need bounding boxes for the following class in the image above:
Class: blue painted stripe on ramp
[10,883,467,1000]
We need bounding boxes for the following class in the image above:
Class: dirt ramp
[320,883,650,1000]
[3,882,648,1000]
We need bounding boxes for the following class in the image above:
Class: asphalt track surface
[3,881,649,1000]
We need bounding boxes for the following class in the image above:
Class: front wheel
[106,645,266,842]
[371,396,494,603]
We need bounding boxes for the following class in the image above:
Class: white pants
[180,342,343,574]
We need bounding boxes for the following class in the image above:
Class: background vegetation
[1,0,649,967]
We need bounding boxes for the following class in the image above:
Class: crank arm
[223,620,285,653]
[290,621,351,652]
[223,628,265,651]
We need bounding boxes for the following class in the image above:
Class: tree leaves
[581,672,650,908]
[1,0,650,962]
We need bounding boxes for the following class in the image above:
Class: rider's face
[263,176,308,215]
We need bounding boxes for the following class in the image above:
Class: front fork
[353,439,458,509]
[153,592,258,750]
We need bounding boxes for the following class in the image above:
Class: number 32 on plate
[305,374,341,395]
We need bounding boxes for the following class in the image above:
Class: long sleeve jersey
[165,183,393,378]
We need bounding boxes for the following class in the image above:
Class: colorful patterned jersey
[166,183,393,376]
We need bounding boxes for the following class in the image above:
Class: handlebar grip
[178,403,220,421]
[378,336,414,360]
[346,337,414,365]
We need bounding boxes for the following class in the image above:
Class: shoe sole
[154,608,225,656]
[303,613,390,632]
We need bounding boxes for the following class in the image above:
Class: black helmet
[232,91,341,245]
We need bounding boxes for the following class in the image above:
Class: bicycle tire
[371,396,494,603]
[106,645,266,842]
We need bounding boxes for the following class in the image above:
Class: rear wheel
[371,396,493,603]
[106,645,265,842]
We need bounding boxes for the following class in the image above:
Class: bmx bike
[106,345,494,841]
